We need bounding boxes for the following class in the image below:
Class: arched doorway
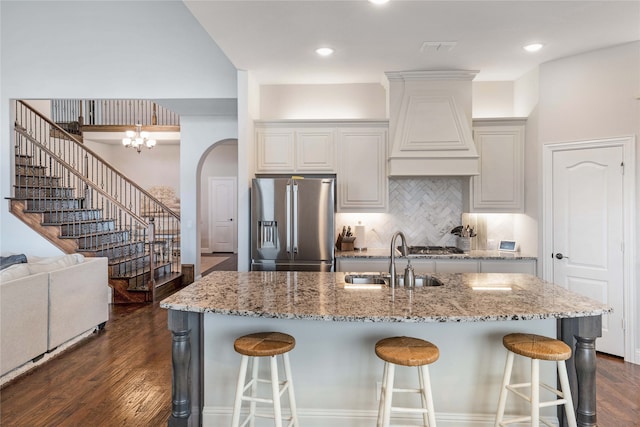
[197,138,238,273]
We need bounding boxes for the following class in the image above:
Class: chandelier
[122,123,156,153]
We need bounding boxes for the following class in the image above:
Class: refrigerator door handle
[286,182,291,254]
[292,181,299,254]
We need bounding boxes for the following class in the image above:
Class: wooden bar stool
[231,332,299,427]
[375,336,439,427]
[495,333,577,427]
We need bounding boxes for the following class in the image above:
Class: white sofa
[0,254,109,378]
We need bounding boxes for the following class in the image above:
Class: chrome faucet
[389,231,408,289]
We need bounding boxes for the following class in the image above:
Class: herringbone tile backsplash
[336,177,463,248]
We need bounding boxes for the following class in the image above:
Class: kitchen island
[160,271,609,427]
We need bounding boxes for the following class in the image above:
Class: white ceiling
[184,0,640,85]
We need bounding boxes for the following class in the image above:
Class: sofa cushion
[28,254,85,274]
[0,254,27,271]
[0,264,32,282]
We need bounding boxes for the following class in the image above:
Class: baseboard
[635,348,640,365]
[202,407,559,427]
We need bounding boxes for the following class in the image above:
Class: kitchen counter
[161,272,608,427]
[161,271,603,322]
[336,248,537,260]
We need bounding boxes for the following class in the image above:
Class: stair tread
[110,263,171,279]
[42,219,114,226]
[59,230,128,239]
[108,253,149,266]
[9,196,84,201]
[14,185,75,190]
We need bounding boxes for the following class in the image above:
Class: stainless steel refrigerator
[251,177,335,271]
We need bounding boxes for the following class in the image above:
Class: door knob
[555,253,569,260]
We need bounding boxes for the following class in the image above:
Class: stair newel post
[78,100,84,127]
[148,217,156,302]
[83,153,91,207]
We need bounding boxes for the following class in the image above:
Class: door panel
[293,179,335,263]
[552,146,624,356]
[251,178,290,263]
[209,177,236,253]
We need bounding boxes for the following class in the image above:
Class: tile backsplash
[336,177,464,248]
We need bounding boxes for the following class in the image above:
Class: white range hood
[385,70,479,176]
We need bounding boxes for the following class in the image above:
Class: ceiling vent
[420,41,457,52]
[385,70,479,176]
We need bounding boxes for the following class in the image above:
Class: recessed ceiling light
[369,0,390,4]
[523,43,544,53]
[315,47,334,57]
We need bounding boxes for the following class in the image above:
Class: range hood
[385,70,479,176]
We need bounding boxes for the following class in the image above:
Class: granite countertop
[336,248,537,260]
[160,271,609,323]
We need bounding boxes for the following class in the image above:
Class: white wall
[181,116,238,275]
[0,0,237,256]
[260,83,386,119]
[200,141,238,251]
[472,81,515,118]
[537,41,640,360]
[236,71,261,272]
[83,141,181,195]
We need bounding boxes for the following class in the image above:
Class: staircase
[10,100,186,303]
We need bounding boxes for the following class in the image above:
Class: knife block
[336,234,355,251]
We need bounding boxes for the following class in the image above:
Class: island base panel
[201,314,557,427]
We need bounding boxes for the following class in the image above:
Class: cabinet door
[296,128,336,172]
[337,128,387,212]
[471,123,524,213]
[406,259,436,274]
[337,259,389,272]
[256,128,295,172]
[480,260,536,274]
[435,260,479,273]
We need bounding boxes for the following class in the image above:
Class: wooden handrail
[18,100,180,222]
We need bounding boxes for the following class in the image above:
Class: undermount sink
[343,273,387,286]
[342,273,444,288]
[395,274,444,287]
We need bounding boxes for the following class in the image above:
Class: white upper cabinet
[255,123,336,173]
[255,120,388,213]
[468,118,526,213]
[296,128,336,172]
[255,127,296,171]
[337,126,388,212]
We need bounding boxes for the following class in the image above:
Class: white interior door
[209,177,236,253]
[551,145,624,356]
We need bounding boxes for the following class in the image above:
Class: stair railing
[13,100,181,290]
[51,99,180,131]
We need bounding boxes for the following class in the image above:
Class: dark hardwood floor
[596,352,640,427]
[201,252,238,276]
[1,303,172,426]
[1,255,637,426]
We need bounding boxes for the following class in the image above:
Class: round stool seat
[375,336,439,366]
[503,333,571,361]
[234,332,295,357]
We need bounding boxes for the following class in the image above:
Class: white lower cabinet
[435,260,479,273]
[337,258,536,274]
[479,260,536,275]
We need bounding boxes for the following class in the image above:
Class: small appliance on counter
[251,177,335,271]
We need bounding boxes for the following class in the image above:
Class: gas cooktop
[398,246,464,255]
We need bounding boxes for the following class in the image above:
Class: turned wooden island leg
[168,310,203,427]
[559,315,602,427]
